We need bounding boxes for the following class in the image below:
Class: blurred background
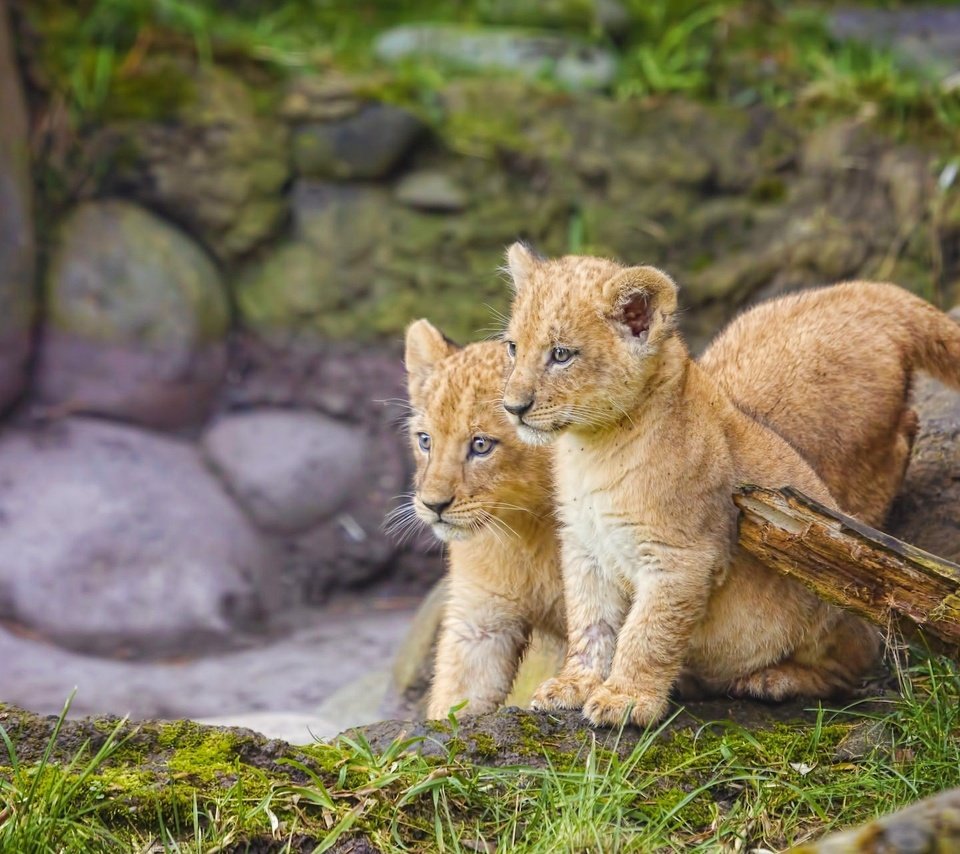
[2,0,960,741]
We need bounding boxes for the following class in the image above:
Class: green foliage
[0,695,128,853]
[26,0,960,149]
[616,0,731,98]
[1,655,959,851]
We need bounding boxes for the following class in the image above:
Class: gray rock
[0,4,34,410]
[292,103,425,179]
[374,24,618,92]
[395,170,468,212]
[94,63,289,261]
[235,182,393,346]
[279,73,371,123]
[478,0,630,36]
[887,308,960,563]
[829,8,960,85]
[0,418,277,657]
[219,336,442,599]
[38,200,228,430]
[203,409,367,534]
[0,592,417,721]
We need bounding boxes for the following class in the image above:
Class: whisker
[486,501,542,518]
[488,513,521,541]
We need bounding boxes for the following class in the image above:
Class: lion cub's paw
[582,683,669,728]
[530,675,598,711]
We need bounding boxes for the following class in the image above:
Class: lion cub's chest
[555,437,662,578]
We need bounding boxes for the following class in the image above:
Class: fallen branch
[734,485,960,658]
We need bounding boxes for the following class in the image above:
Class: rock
[203,409,367,534]
[94,62,289,261]
[479,0,631,36]
[0,696,882,850]
[354,699,861,768]
[887,308,960,564]
[312,668,394,737]
[373,25,618,92]
[235,182,393,346]
[192,711,341,745]
[0,418,277,657]
[38,200,228,430]
[218,335,442,599]
[795,786,960,853]
[0,594,417,721]
[0,3,34,410]
[390,579,448,712]
[395,170,468,212]
[292,104,425,179]
[829,8,960,85]
[279,73,369,123]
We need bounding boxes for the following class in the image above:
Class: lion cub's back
[699,282,917,523]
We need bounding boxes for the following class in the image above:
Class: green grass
[0,695,129,853]
[21,0,960,146]
[1,653,958,852]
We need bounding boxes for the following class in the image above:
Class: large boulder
[220,337,444,599]
[0,3,34,410]
[93,62,289,261]
[38,200,229,430]
[203,408,368,535]
[0,418,277,657]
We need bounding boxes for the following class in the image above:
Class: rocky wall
[4,2,960,661]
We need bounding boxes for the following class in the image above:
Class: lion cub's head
[501,244,680,445]
[402,319,552,543]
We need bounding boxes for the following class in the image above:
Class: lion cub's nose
[504,398,534,417]
[423,497,454,517]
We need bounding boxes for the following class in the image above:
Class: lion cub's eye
[470,435,497,457]
[551,347,575,364]
[505,341,517,359]
[417,432,431,452]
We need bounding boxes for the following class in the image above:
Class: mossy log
[735,485,960,657]
[791,785,960,852]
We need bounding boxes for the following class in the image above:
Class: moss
[469,732,499,758]
[98,63,198,122]
[749,174,788,203]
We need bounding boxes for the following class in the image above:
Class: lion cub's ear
[505,241,541,292]
[405,319,459,397]
[601,266,678,347]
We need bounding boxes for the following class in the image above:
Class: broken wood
[734,485,960,658]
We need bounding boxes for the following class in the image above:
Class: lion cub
[501,244,960,727]
[405,321,565,718]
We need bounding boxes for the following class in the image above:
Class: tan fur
[501,246,960,727]
[404,321,564,718]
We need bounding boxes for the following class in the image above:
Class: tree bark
[734,485,960,658]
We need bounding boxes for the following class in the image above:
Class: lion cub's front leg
[531,536,627,712]
[582,543,718,728]
[427,580,531,720]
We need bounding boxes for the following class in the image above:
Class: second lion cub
[502,245,960,727]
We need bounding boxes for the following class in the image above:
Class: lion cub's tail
[902,291,960,389]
